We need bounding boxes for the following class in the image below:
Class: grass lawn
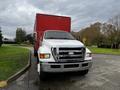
[0,45,29,81]
[88,46,120,55]
[8,44,33,47]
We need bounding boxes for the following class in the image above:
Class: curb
[0,51,31,88]
[7,51,31,83]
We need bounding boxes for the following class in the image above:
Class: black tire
[36,56,39,64]
[81,69,89,76]
[39,71,46,81]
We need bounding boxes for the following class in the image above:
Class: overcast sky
[0,0,120,38]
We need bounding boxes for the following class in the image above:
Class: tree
[107,15,120,48]
[0,27,3,47]
[79,22,102,46]
[71,16,120,48]
[71,31,81,41]
[16,28,26,43]
[25,34,34,44]
[71,22,102,46]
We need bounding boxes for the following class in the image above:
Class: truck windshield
[44,31,75,40]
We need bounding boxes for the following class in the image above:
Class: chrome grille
[52,47,85,62]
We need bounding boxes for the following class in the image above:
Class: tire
[36,56,39,64]
[39,71,46,81]
[81,69,89,76]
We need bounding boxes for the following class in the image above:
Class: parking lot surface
[3,54,120,90]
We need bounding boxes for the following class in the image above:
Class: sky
[0,0,120,39]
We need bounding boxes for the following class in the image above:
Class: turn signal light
[86,53,92,57]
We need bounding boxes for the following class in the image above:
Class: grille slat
[52,47,85,62]
[59,56,83,59]
[59,52,69,55]
[59,47,82,50]
[59,54,83,57]
[59,50,82,52]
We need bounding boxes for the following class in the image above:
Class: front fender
[37,45,55,62]
[84,47,92,60]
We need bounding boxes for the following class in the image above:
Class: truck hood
[43,39,84,47]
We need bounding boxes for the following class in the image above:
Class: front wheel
[81,69,89,76]
[39,70,47,81]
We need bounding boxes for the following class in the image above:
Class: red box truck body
[34,13,71,53]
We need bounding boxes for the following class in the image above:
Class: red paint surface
[34,13,71,51]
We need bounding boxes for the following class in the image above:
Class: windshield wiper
[46,37,56,39]
[60,38,74,40]
[46,37,74,40]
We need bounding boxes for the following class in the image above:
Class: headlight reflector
[39,53,50,59]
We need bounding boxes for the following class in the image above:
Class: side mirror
[39,37,43,46]
[33,32,37,43]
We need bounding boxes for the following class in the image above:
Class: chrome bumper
[40,61,92,73]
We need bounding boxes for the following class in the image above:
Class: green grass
[87,46,120,55]
[0,45,29,81]
[5,44,33,47]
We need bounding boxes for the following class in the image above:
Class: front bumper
[40,60,92,73]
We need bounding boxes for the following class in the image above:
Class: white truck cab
[37,30,92,79]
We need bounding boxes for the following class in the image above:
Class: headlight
[39,53,50,59]
[86,53,92,57]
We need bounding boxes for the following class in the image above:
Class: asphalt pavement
[2,53,120,90]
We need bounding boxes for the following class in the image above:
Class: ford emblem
[69,52,74,55]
